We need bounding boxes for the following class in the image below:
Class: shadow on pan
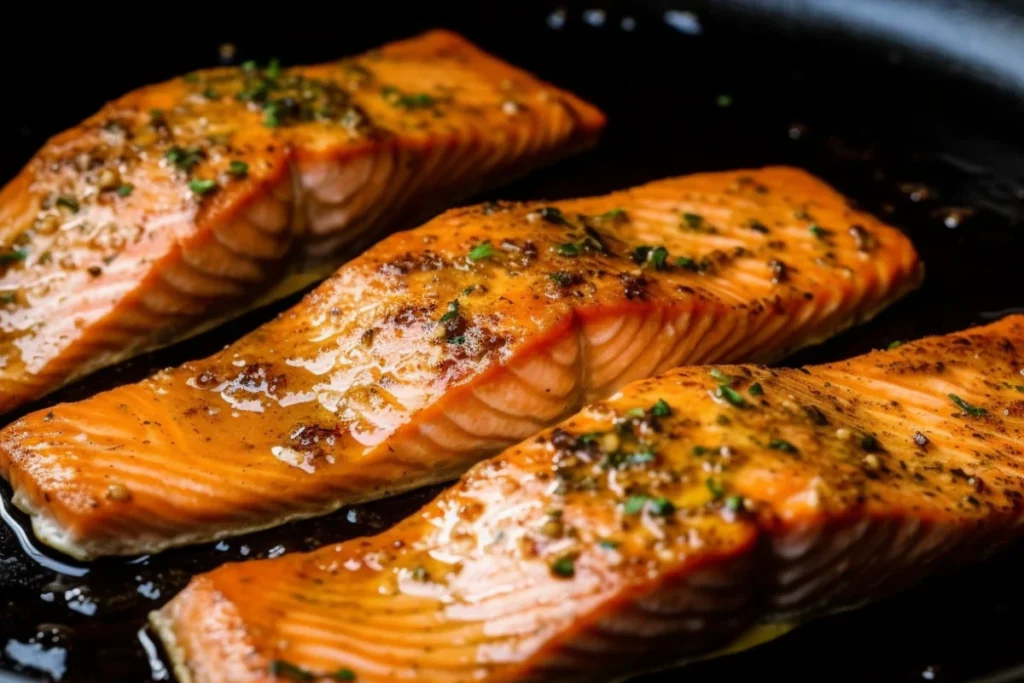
[2,2,1024,681]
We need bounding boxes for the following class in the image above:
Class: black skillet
[2,1,1024,681]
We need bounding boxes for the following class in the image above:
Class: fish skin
[152,315,1024,683]
[0,167,922,560]
[0,29,606,414]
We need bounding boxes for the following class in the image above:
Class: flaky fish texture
[0,167,921,559]
[154,315,1024,683]
[0,29,605,413]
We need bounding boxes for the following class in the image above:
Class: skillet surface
[2,3,1024,681]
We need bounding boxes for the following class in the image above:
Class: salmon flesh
[0,29,605,414]
[0,167,922,559]
[153,314,1024,683]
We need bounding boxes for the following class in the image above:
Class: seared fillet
[0,167,921,559]
[0,29,605,413]
[154,315,1024,683]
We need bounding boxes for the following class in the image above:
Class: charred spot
[801,404,829,426]
[736,176,770,193]
[237,363,287,393]
[769,259,788,284]
[378,250,447,276]
[620,273,649,300]
[290,423,343,458]
[950,467,986,493]
[849,224,877,251]
[550,428,577,451]
[195,370,219,388]
[1005,400,1024,418]
[390,303,431,327]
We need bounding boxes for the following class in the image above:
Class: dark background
[2,1,1024,681]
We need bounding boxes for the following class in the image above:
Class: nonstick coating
[2,3,1024,682]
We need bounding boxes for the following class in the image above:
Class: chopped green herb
[709,368,734,385]
[469,242,495,261]
[0,291,16,304]
[549,271,574,286]
[631,245,668,270]
[55,196,79,212]
[381,86,437,109]
[623,496,647,515]
[692,445,710,456]
[768,439,798,453]
[331,669,357,681]
[448,335,466,345]
[268,660,314,682]
[599,207,627,223]
[625,450,656,466]
[554,243,580,257]
[550,555,576,578]
[648,497,675,515]
[1016,385,1024,393]
[715,94,733,107]
[241,60,258,72]
[410,566,429,582]
[649,246,668,270]
[887,340,904,350]
[538,206,573,226]
[598,538,620,549]
[809,224,830,240]
[439,300,460,323]
[748,382,764,396]
[188,178,218,195]
[150,108,165,121]
[0,248,29,264]
[624,495,676,516]
[676,256,698,271]
[716,385,747,408]
[949,394,987,417]
[626,407,645,418]
[266,58,282,80]
[706,478,725,499]
[166,146,204,173]
[263,101,283,127]
[682,212,703,229]
[228,160,249,178]
[116,184,134,197]
[725,495,745,512]
[203,87,220,100]
[651,398,671,417]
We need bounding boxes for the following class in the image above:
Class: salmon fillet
[152,315,1024,683]
[0,167,922,559]
[0,29,605,414]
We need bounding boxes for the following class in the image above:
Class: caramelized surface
[0,167,922,558]
[154,315,1024,683]
[0,30,604,413]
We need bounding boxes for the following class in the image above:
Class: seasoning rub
[0,30,605,414]
[155,315,1024,683]
[0,167,921,559]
